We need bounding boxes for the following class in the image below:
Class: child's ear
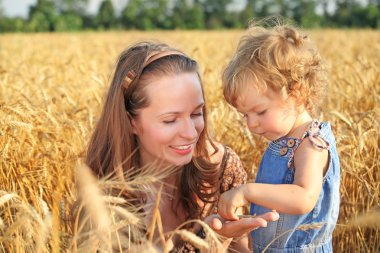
[293,98,305,113]
[279,86,289,99]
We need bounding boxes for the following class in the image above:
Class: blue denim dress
[251,121,340,253]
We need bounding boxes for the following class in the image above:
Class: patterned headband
[123,50,186,89]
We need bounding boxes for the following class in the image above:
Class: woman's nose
[180,118,198,139]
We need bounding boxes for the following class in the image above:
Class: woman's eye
[163,119,176,124]
[257,110,267,116]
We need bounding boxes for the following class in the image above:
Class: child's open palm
[218,185,249,220]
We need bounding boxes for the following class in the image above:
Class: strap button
[287,139,295,148]
[279,147,288,156]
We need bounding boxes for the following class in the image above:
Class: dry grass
[0,30,379,252]
[72,164,224,253]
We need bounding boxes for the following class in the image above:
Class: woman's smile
[170,144,194,155]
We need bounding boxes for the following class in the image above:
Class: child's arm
[218,139,329,220]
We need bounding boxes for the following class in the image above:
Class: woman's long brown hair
[86,41,220,219]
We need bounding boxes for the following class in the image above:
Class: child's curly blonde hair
[222,22,328,116]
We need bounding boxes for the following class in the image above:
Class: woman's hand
[204,211,279,238]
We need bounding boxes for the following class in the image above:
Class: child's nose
[246,115,259,130]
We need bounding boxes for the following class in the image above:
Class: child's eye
[257,110,267,116]
[238,113,248,120]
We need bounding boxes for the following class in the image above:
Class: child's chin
[257,134,272,141]
[262,133,281,141]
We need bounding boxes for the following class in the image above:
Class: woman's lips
[170,144,193,155]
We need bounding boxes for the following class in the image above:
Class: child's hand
[218,185,249,220]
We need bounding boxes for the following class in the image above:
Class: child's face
[235,85,299,141]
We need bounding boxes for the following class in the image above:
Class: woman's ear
[130,117,140,135]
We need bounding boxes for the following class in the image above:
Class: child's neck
[286,110,313,139]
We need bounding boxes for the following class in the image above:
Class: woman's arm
[208,143,251,252]
[185,142,278,252]
[227,207,253,253]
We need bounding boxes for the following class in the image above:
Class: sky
[1,0,131,17]
[1,0,358,19]
[2,0,35,17]
[2,0,247,18]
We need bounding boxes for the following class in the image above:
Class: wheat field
[0,30,379,252]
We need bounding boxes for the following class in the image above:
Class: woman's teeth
[173,145,191,150]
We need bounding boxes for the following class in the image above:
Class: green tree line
[0,0,379,32]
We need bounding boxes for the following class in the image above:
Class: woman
[85,41,278,252]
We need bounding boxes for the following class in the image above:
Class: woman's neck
[137,153,181,184]
[147,168,180,196]
[162,172,179,186]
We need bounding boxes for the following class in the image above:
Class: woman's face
[132,72,205,168]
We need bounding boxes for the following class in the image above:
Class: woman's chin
[169,156,193,167]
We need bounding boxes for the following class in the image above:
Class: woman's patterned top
[172,145,247,253]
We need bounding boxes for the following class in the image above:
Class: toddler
[218,22,340,252]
